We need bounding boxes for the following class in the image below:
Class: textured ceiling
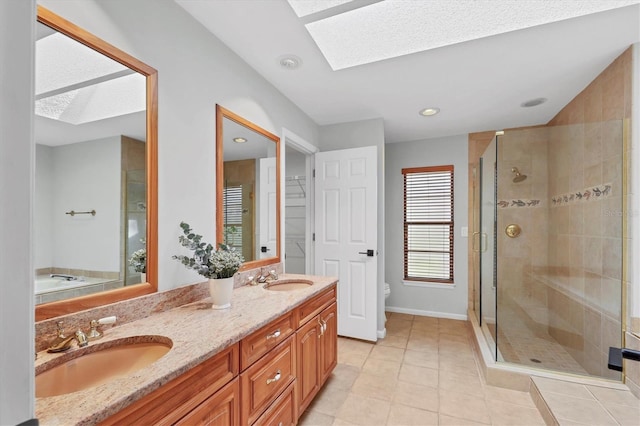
[177,0,640,143]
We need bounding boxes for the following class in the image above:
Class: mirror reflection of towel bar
[65,210,96,216]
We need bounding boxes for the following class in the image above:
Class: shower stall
[473,120,625,380]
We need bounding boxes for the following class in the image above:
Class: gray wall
[40,0,320,291]
[385,135,469,319]
[0,1,35,423]
[318,118,387,336]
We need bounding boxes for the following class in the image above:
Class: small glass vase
[209,277,234,309]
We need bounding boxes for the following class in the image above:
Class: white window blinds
[402,165,454,283]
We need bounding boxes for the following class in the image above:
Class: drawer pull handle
[266,329,281,340]
[318,318,324,338]
[266,370,281,385]
[321,319,327,335]
[278,422,283,426]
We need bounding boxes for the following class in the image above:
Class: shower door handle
[480,232,488,253]
[472,232,480,252]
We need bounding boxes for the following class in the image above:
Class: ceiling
[176,0,640,143]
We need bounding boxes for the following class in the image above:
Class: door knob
[358,249,375,257]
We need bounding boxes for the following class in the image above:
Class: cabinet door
[175,378,239,426]
[319,302,338,383]
[296,315,321,415]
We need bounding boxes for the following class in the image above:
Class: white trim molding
[385,305,468,321]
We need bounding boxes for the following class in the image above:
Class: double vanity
[35,274,338,425]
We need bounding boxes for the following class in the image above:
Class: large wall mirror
[216,105,281,270]
[35,6,157,321]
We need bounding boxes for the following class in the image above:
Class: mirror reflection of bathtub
[34,274,120,304]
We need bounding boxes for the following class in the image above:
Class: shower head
[511,167,527,183]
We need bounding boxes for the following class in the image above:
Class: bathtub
[35,275,113,295]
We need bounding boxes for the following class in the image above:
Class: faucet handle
[87,316,117,340]
[55,321,65,337]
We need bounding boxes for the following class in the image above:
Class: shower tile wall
[544,47,632,379]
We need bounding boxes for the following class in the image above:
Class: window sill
[402,280,456,290]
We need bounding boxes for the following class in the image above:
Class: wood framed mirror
[35,6,158,321]
[216,105,281,270]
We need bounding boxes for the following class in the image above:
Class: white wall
[35,144,53,270]
[39,0,320,290]
[35,138,121,271]
[385,135,469,319]
[318,118,387,336]
[53,137,121,271]
[0,0,35,423]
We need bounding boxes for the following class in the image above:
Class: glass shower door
[479,137,498,360]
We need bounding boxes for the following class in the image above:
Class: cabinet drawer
[296,285,336,327]
[253,381,296,426]
[241,336,296,425]
[241,311,295,371]
[175,378,239,426]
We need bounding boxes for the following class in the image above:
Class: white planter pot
[209,277,235,309]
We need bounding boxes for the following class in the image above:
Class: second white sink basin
[264,279,313,291]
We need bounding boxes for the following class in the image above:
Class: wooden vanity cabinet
[100,283,336,426]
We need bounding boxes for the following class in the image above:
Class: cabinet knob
[266,370,281,385]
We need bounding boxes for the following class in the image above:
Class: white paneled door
[314,146,378,341]
[259,157,277,260]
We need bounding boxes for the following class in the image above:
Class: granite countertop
[35,273,337,426]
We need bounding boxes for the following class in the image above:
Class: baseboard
[385,305,468,321]
[377,328,386,339]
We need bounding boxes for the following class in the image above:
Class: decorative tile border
[551,183,612,207]
[497,199,542,209]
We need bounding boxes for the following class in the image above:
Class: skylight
[35,27,145,125]
[300,0,640,70]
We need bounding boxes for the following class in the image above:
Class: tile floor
[299,312,545,425]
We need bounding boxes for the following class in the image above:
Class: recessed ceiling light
[278,55,302,70]
[233,137,247,143]
[496,130,505,136]
[419,107,440,117]
[520,98,547,108]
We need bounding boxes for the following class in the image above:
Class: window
[223,184,243,251]
[403,165,454,283]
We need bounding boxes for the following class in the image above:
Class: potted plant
[173,222,244,309]
[128,239,147,282]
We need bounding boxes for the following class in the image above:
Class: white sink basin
[264,279,314,291]
[36,336,172,398]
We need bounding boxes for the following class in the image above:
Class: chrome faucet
[257,270,279,283]
[50,273,80,281]
[47,321,88,353]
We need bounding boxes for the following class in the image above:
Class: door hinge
[312,169,316,178]
[312,233,315,241]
